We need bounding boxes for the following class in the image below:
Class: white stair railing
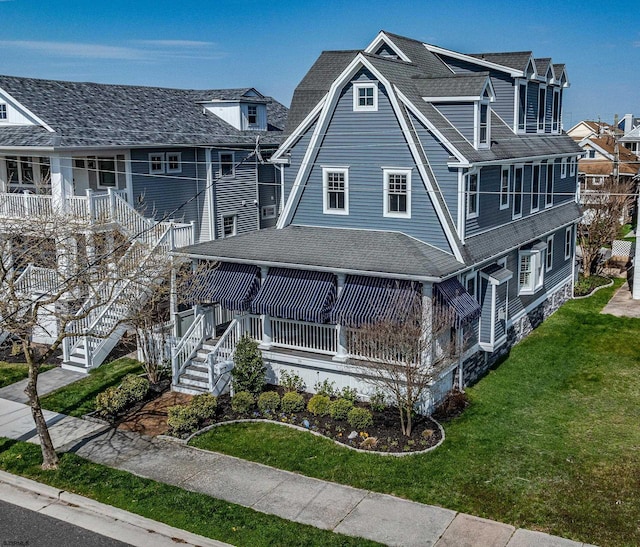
[171,310,208,384]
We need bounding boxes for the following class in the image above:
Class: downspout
[255,139,261,230]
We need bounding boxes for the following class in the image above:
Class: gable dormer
[364,31,412,62]
[201,96,268,131]
[524,56,537,80]
[0,88,43,127]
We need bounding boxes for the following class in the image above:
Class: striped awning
[330,275,422,328]
[433,277,481,327]
[185,262,260,311]
[250,268,336,323]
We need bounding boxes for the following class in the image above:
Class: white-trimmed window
[166,152,182,174]
[477,101,490,149]
[322,167,349,215]
[465,271,477,301]
[517,82,527,132]
[384,168,411,218]
[261,205,277,220]
[0,104,6,120]
[97,157,117,188]
[219,152,235,177]
[537,86,546,132]
[561,158,567,178]
[570,156,576,177]
[500,167,510,210]
[531,164,541,213]
[512,166,523,219]
[518,244,545,295]
[149,153,164,174]
[545,163,554,207]
[222,215,236,238]
[546,235,554,272]
[564,226,573,260]
[247,105,258,125]
[6,156,34,185]
[353,82,378,112]
[552,88,561,132]
[466,172,479,219]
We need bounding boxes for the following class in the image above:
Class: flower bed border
[159,417,445,457]
[573,277,614,299]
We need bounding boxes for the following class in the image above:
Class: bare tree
[578,175,635,277]
[348,288,461,437]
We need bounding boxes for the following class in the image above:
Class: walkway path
[0,368,596,547]
[601,281,640,318]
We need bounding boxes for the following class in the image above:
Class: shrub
[95,374,150,417]
[329,398,354,421]
[281,392,304,414]
[307,394,331,416]
[369,389,387,412]
[348,407,374,430]
[279,370,306,393]
[339,386,358,403]
[121,374,150,401]
[231,391,255,415]
[257,391,280,415]
[313,379,337,398]
[232,335,266,395]
[167,405,200,437]
[190,393,217,421]
[433,389,469,420]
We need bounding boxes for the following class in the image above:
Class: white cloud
[133,40,215,48]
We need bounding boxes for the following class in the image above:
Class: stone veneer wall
[462,280,573,386]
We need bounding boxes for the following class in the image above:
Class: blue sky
[0,0,637,127]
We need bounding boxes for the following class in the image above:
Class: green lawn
[0,362,54,389]
[40,358,143,417]
[0,439,377,547]
[191,280,640,547]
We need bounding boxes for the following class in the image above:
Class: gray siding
[545,87,554,133]
[258,162,280,228]
[465,165,502,236]
[479,277,492,344]
[526,82,539,133]
[283,121,316,200]
[290,73,453,253]
[434,103,475,144]
[495,282,507,340]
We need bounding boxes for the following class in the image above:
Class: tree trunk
[24,351,59,470]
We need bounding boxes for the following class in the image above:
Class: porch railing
[14,264,60,295]
[270,317,338,355]
[171,309,212,383]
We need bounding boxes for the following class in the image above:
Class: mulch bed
[117,389,192,436]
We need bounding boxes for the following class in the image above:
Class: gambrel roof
[0,75,288,148]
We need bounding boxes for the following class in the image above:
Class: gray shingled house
[0,76,287,369]
[170,31,583,411]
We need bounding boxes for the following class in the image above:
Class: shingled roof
[0,75,288,148]
[468,51,533,72]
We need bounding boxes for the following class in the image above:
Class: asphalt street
[0,499,132,547]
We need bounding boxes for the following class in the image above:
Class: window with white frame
[465,271,477,301]
[6,156,34,185]
[518,245,545,295]
[222,215,236,238]
[166,152,182,174]
[466,172,479,219]
[247,104,258,125]
[322,167,349,214]
[384,168,411,217]
[478,102,490,148]
[0,104,6,120]
[517,82,527,132]
[353,82,377,112]
[552,88,561,132]
[149,153,164,174]
[512,166,523,218]
[570,156,576,177]
[219,153,235,177]
[261,205,277,219]
[531,164,541,212]
[545,163,554,207]
[564,226,573,259]
[546,235,554,271]
[561,158,567,178]
[500,167,510,209]
[537,86,546,132]
[97,157,117,188]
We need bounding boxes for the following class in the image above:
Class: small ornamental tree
[232,335,266,395]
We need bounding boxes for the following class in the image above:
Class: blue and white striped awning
[433,277,481,327]
[186,262,260,312]
[250,268,336,323]
[330,275,422,328]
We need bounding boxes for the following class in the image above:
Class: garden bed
[573,274,613,297]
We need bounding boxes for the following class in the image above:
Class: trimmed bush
[190,393,218,421]
[231,391,255,415]
[307,394,331,416]
[281,392,304,414]
[279,370,306,393]
[232,335,266,395]
[167,405,200,437]
[329,398,354,421]
[339,386,358,403]
[257,391,281,415]
[121,374,150,400]
[313,379,336,398]
[95,374,150,417]
[347,407,374,430]
[369,390,387,412]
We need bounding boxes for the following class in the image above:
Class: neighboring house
[619,114,640,156]
[0,76,287,370]
[171,31,582,412]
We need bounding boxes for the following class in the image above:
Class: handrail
[172,311,206,383]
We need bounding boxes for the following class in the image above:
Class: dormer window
[353,82,378,112]
[545,66,554,84]
[537,86,546,132]
[525,59,536,80]
[0,104,6,120]
[517,82,527,132]
[552,88,561,132]
[247,105,258,125]
[478,102,490,148]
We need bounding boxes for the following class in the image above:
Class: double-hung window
[552,88,561,132]
[166,152,182,174]
[222,215,236,238]
[518,242,546,295]
[537,86,546,132]
[512,166,523,219]
[500,167,510,210]
[478,102,490,148]
[383,168,411,218]
[517,82,527,132]
[322,167,349,215]
[6,156,34,185]
[466,172,479,218]
[570,156,576,177]
[149,153,164,174]
[247,105,258,125]
[97,158,117,188]
[546,235,554,271]
[353,82,377,111]
[564,226,573,260]
[531,164,541,213]
[561,158,567,178]
[545,163,554,207]
[219,153,235,177]
[0,104,6,120]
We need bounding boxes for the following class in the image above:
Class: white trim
[423,95,483,103]
[546,234,554,272]
[508,274,572,326]
[530,163,541,213]
[352,82,378,112]
[322,166,349,215]
[148,152,165,174]
[219,151,235,178]
[0,86,55,133]
[475,100,491,149]
[423,44,524,77]
[261,204,277,220]
[537,84,547,133]
[383,168,411,218]
[500,166,510,210]
[124,150,134,205]
[518,245,545,295]
[564,226,572,260]
[560,157,567,178]
[569,156,576,177]
[516,81,528,134]
[222,214,237,238]
[363,31,412,62]
[457,168,466,238]
[466,171,479,219]
[166,151,182,174]
[545,162,554,208]
[270,98,326,163]
[512,164,524,219]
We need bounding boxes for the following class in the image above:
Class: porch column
[421,283,433,366]
[333,273,348,362]
[50,155,74,213]
[258,266,272,349]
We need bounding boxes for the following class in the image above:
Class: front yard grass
[40,358,143,417]
[0,362,53,389]
[191,279,640,547]
[0,438,377,547]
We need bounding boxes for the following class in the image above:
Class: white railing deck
[269,317,338,355]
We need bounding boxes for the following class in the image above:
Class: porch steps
[173,337,227,395]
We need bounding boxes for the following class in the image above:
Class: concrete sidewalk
[0,366,85,403]
[601,281,640,318]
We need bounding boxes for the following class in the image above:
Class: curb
[0,470,229,547]
[572,277,614,299]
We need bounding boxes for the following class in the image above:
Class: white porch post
[333,273,348,362]
[633,191,640,299]
[421,283,433,366]
[258,266,272,349]
[50,155,73,212]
